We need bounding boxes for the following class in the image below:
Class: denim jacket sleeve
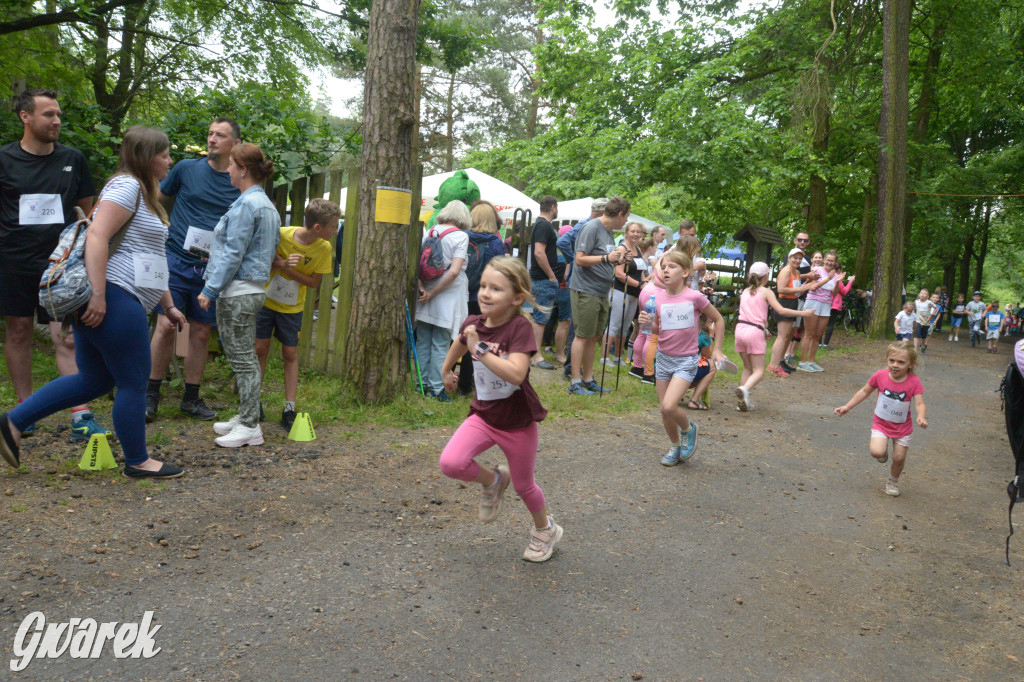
[200,199,255,300]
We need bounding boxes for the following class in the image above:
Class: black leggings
[457,301,482,394]
[822,309,842,345]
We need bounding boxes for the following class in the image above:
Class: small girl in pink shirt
[834,341,928,497]
[638,250,726,466]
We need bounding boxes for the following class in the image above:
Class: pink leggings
[439,414,546,513]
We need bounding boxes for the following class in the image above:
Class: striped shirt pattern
[101,175,169,312]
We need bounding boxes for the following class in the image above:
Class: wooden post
[273,183,288,225]
[332,167,360,374]
[288,177,308,226]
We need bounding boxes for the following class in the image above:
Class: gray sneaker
[809,362,824,372]
[797,362,815,372]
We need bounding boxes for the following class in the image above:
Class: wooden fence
[262,165,424,376]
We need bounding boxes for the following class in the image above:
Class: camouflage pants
[215,293,266,428]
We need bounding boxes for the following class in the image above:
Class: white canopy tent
[557,197,663,231]
[333,168,539,222]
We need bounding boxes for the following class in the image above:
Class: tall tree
[344,0,422,403]
[869,0,912,338]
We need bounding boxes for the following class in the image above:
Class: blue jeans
[8,284,152,466]
[415,321,451,394]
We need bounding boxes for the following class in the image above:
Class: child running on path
[638,250,726,466]
[834,341,928,497]
[913,288,937,353]
[949,293,966,341]
[894,301,916,341]
[734,262,813,411]
[986,301,1006,353]
[439,256,562,562]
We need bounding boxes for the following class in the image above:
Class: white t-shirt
[914,299,935,325]
[895,310,916,335]
[415,225,469,339]
[100,175,169,312]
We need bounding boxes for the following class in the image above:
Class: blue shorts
[951,315,963,327]
[914,324,930,339]
[255,306,303,346]
[153,252,217,324]
[531,280,571,325]
[896,333,912,341]
[655,350,699,383]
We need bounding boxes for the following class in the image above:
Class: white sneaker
[214,423,264,448]
[734,385,750,412]
[948,335,953,341]
[213,415,240,436]
[885,479,900,496]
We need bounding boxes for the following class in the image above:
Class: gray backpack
[38,190,139,322]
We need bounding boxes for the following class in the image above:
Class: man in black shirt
[528,195,563,369]
[0,89,109,441]
[784,230,813,369]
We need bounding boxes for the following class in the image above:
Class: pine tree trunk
[853,174,877,285]
[973,202,991,293]
[869,0,911,338]
[345,0,422,403]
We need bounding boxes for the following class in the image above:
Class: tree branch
[0,0,146,35]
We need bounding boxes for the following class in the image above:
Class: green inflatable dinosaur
[425,170,480,231]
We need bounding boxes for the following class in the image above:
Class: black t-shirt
[528,217,564,282]
[797,257,812,301]
[613,244,645,297]
[0,142,95,274]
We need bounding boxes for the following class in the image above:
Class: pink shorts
[734,323,767,355]
[870,429,912,447]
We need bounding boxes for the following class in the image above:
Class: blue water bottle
[640,297,656,334]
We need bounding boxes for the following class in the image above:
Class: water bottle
[640,297,656,334]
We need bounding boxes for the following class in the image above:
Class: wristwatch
[474,341,490,357]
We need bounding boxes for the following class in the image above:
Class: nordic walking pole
[599,300,613,398]
[615,287,629,392]
[405,302,425,395]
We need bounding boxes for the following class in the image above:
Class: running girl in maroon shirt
[439,257,562,562]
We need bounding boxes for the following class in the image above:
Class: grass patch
[1,321,865,438]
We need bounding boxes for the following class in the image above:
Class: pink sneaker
[479,465,510,522]
[523,517,563,562]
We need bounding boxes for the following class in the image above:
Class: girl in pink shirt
[734,262,813,411]
[834,341,928,497]
[638,250,726,466]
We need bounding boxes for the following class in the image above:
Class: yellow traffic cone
[287,412,316,442]
[79,434,118,471]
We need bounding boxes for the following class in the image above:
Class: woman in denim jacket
[198,143,280,447]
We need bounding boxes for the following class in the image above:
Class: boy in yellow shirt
[256,198,340,429]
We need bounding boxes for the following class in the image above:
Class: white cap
[787,247,805,258]
[749,261,770,277]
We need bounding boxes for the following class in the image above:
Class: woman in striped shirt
[0,126,187,478]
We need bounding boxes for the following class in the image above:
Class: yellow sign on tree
[374,186,412,225]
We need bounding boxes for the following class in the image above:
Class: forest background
[2,0,1022,316]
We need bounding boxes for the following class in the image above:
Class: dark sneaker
[568,381,595,396]
[180,397,217,420]
[69,412,113,442]
[582,379,611,393]
[641,374,656,385]
[20,422,35,437]
[435,390,453,403]
[628,366,644,379]
[123,462,185,479]
[280,408,296,431]
[145,392,159,423]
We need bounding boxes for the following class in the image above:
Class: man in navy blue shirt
[146,118,241,421]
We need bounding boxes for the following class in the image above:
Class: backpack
[418,226,460,283]
[1000,343,1024,564]
[38,190,139,322]
[465,231,502,292]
